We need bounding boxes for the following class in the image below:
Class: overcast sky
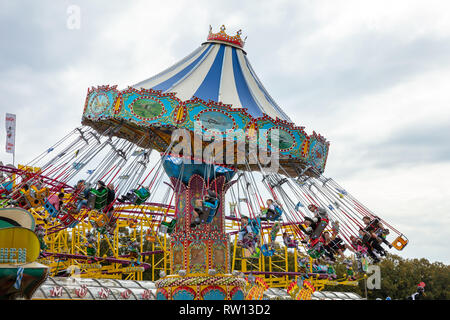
[1,0,449,264]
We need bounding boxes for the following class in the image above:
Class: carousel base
[155,274,246,300]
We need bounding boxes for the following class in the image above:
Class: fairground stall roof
[82,25,330,177]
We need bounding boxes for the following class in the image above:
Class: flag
[5,113,16,154]
[13,267,24,289]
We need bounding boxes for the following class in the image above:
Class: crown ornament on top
[207,25,246,49]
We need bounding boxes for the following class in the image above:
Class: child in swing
[260,199,282,221]
[237,216,259,257]
[282,232,298,248]
[322,231,355,262]
[298,204,329,236]
[358,228,385,263]
[237,216,252,246]
[306,204,329,240]
[48,191,65,211]
[190,190,219,228]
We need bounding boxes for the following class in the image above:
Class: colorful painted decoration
[88,92,109,115]
[197,110,235,133]
[267,127,295,150]
[130,98,164,120]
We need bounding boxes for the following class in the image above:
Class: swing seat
[94,213,109,228]
[391,234,408,251]
[86,246,96,257]
[59,212,78,228]
[88,188,108,210]
[0,199,10,208]
[128,220,138,228]
[261,244,275,257]
[295,202,303,211]
[275,206,283,216]
[160,219,176,234]
[44,199,59,218]
[21,188,42,208]
[310,220,328,240]
[248,217,261,235]
[248,247,261,259]
[307,244,324,259]
[284,240,298,248]
[1,182,13,193]
[31,186,49,202]
[133,188,150,205]
[205,199,219,224]
[312,265,328,273]
[270,222,281,241]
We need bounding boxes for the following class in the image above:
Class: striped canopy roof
[133,31,292,122]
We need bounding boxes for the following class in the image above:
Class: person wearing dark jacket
[104,183,115,218]
[358,228,385,263]
[363,216,393,249]
[407,282,425,300]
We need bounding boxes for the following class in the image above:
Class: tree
[329,254,450,300]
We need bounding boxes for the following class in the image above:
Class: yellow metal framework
[26,198,363,292]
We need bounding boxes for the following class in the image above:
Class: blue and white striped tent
[133,34,292,122]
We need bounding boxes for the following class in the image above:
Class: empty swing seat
[21,188,41,208]
[261,244,275,257]
[94,213,109,228]
[392,234,408,251]
[160,219,176,234]
[145,233,156,242]
[59,212,79,228]
[31,186,49,204]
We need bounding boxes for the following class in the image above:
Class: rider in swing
[190,189,220,228]
[236,216,260,258]
[260,199,283,221]
[298,204,329,241]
